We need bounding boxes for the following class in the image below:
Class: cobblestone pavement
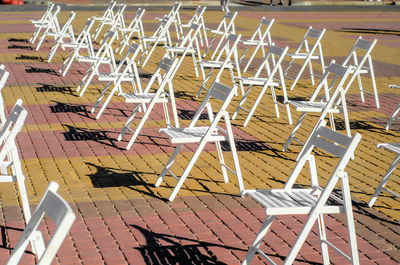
[0,5,399,265]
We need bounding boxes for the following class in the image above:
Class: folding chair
[386,84,400,130]
[179,6,208,47]
[232,45,291,127]
[239,17,274,73]
[117,56,180,150]
[284,27,326,91]
[0,99,44,256]
[6,182,76,265]
[196,33,242,97]
[138,15,175,67]
[115,8,146,55]
[368,142,400,207]
[40,11,75,61]
[342,37,379,108]
[282,61,352,156]
[93,3,127,41]
[91,0,118,39]
[89,42,142,115]
[242,122,361,265]
[30,5,61,46]
[59,19,96,76]
[74,30,118,97]
[155,81,245,202]
[164,23,202,77]
[155,2,182,40]
[203,12,237,59]
[30,2,55,26]
[30,3,59,44]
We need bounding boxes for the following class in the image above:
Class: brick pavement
[0,6,399,265]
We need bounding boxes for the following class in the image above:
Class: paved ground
[0,3,399,265]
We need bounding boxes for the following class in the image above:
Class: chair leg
[385,103,400,130]
[94,83,120,120]
[232,85,253,120]
[243,82,271,127]
[155,143,184,186]
[317,214,330,264]
[282,112,308,152]
[241,216,275,265]
[368,56,379,109]
[215,140,229,183]
[368,153,400,207]
[118,103,141,141]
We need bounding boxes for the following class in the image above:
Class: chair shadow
[8,38,29,43]
[61,124,121,149]
[25,66,59,76]
[177,108,209,120]
[338,28,400,36]
[35,83,73,95]
[86,162,164,200]
[7,44,32,50]
[15,54,44,62]
[49,101,93,119]
[0,225,32,253]
[221,139,287,159]
[332,119,392,134]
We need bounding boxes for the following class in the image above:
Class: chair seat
[288,101,341,113]
[199,60,233,69]
[160,127,226,144]
[287,52,320,60]
[141,36,167,42]
[77,55,109,63]
[241,40,269,46]
[121,92,169,103]
[236,77,279,86]
[165,46,195,53]
[377,142,400,154]
[98,72,135,82]
[245,188,343,215]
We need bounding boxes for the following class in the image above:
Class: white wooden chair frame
[30,2,55,27]
[285,27,326,91]
[117,56,181,150]
[31,5,61,47]
[386,84,400,130]
[180,6,208,47]
[196,33,242,97]
[203,12,237,60]
[368,142,400,208]
[93,3,127,41]
[59,19,96,76]
[75,30,118,97]
[155,2,183,40]
[115,8,146,55]
[0,99,44,256]
[155,81,245,202]
[282,61,352,156]
[342,37,379,108]
[90,42,143,117]
[91,0,118,39]
[30,4,59,44]
[239,17,274,73]
[138,15,175,67]
[6,182,76,265]
[232,45,291,127]
[242,122,361,265]
[44,11,76,61]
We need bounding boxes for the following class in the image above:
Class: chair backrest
[249,17,274,46]
[94,0,116,21]
[126,8,145,34]
[32,2,55,24]
[253,44,288,80]
[47,5,61,34]
[94,30,117,65]
[293,26,325,56]
[58,11,75,38]
[166,2,181,21]
[0,65,10,125]
[142,55,179,94]
[188,5,206,25]
[189,81,237,129]
[6,182,76,265]
[342,36,377,93]
[208,12,237,58]
[151,15,175,39]
[213,33,241,82]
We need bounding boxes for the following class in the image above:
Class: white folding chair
[155,2,183,40]
[342,37,379,108]
[31,5,61,47]
[386,84,400,130]
[42,11,75,60]
[0,99,44,256]
[91,0,118,39]
[282,61,352,156]
[179,6,208,47]
[242,122,361,265]
[138,15,175,67]
[6,182,76,265]
[155,81,245,202]
[89,42,143,115]
[117,56,181,150]
[115,8,146,55]
[164,23,202,77]
[74,30,118,97]
[30,2,55,26]
[30,4,59,44]
[203,11,237,59]
[285,27,326,91]
[59,19,96,76]
[368,143,400,208]
[93,3,127,41]
[196,33,242,97]
[232,45,291,126]
[239,17,274,73]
